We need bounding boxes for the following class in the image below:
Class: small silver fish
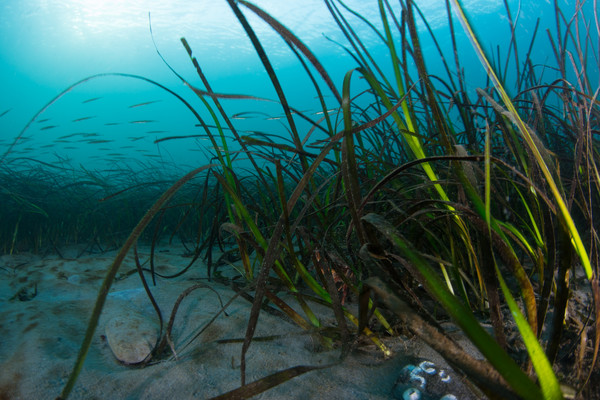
[72,116,95,122]
[88,139,113,144]
[129,100,161,108]
[82,97,102,103]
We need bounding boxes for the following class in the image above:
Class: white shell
[104,309,158,364]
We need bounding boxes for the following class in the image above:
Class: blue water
[0,0,594,172]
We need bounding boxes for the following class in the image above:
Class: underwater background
[0,0,590,172]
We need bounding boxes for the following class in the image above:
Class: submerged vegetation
[1,0,598,399]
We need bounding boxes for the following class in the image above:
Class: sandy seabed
[0,246,484,399]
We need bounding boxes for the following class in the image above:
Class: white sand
[0,246,483,399]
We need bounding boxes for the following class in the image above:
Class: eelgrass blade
[133,244,163,348]
[312,250,350,355]
[450,0,593,280]
[324,0,390,88]
[225,0,307,171]
[494,263,564,400]
[153,283,227,359]
[264,290,312,331]
[587,278,600,389]
[3,191,48,218]
[236,0,342,105]
[341,68,367,244]
[209,363,336,400]
[362,212,543,400]
[484,122,491,226]
[404,0,453,151]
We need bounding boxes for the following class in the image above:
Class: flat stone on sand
[105,309,159,365]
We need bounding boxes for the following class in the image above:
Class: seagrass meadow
[0,0,599,399]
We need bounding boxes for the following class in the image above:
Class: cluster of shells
[392,360,458,400]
